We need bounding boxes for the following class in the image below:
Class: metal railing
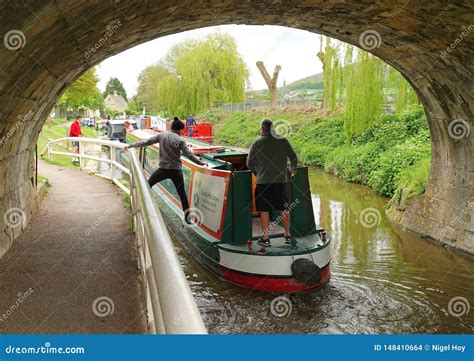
[44,137,207,334]
[214,97,322,111]
[44,137,130,194]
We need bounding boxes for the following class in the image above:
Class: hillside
[285,72,323,90]
[250,72,324,94]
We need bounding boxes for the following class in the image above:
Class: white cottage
[104,91,128,112]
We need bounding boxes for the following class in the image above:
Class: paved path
[0,160,147,333]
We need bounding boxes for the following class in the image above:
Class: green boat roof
[203,150,248,158]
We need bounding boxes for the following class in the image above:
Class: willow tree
[388,67,419,115]
[317,36,326,108]
[157,32,249,116]
[319,37,342,112]
[319,37,419,142]
[136,64,170,113]
[344,50,385,141]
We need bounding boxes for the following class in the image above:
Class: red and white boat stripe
[217,243,331,292]
[220,264,330,293]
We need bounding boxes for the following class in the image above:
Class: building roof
[104,91,127,112]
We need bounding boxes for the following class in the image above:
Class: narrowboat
[126,128,330,293]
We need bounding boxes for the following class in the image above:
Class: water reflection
[79,143,127,180]
[171,167,474,334]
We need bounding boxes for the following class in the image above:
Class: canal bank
[168,167,474,334]
[200,107,473,255]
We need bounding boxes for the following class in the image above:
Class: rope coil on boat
[291,258,322,285]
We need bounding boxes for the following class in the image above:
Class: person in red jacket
[69,115,82,165]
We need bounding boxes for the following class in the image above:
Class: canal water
[172,167,474,334]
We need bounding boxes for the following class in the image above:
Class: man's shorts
[255,183,289,212]
[71,141,79,147]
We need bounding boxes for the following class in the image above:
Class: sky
[96,25,325,96]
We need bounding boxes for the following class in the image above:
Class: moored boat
[126,128,330,293]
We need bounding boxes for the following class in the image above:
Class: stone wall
[0,0,472,255]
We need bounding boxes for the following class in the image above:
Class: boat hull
[151,184,331,293]
[126,130,331,293]
[220,264,330,293]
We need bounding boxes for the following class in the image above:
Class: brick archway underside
[0,1,472,256]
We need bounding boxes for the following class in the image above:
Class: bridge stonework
[0,1,472,255]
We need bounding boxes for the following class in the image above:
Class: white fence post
[79,141,84,170]
[110,145,116,182]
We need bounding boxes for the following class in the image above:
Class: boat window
[111,124,125,139]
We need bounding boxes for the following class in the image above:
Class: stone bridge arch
[0,1,472,256]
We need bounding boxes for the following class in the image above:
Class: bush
[200,106,431,200]
[299,144,333,166]
[394,156,431,201]
[324,146,351,177]
[369,137,431,196]
[340,143,381,184]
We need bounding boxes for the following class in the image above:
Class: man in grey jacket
[247,119,298,247]
[125,117,204,223]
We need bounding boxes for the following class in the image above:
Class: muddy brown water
[170,167,474,334]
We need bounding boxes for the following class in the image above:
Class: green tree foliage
[136,64,170,113]
[157,32,249,116]
[387,67,419,115]
[104,77,127,100]
[318,37,420,143]
[58,68,103,111]
[201,106,430,201]
[344,51,385,141]
[325,40,337,111]
[127,95,143,115]
[161,39,198,73]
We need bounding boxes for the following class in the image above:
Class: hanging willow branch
[319,36,419,143]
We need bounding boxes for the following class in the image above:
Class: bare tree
[256,61,281,107]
